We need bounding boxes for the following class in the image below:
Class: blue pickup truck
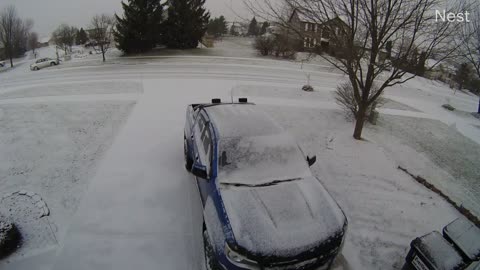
[184,99,347,270]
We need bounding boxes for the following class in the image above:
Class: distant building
[425,59,456,84]
[228,22,248,36]
[38,37,51,47]
[288,9,349,53]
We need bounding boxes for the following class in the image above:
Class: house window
[305,23,316,32]
[304,37,317,48]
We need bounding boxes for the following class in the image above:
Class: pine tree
[218,16,227,35]
[415,51,427,77]
[230,24,238,36]
[207,16,228,38]
[163,0,210,49]
[260,21,269,35]
[113,0,165,54]
[385,41,392,59]
[454,63,471,90]
[248,17,258,36]
[76,28,88,45]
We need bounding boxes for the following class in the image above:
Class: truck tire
[203,223,221,270]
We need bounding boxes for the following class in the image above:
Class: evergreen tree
[248,17,259,36]
[163,0,210,49]
[207,16,227,37]
[114,0,165,54]
[410,48,419,68]
[260,21,269,35]
[454,63,472,90]
[76,28,88,45]
[415,51,427,77]
[230,24,238,36]
[385,41,392,59]
[218,16,227,36]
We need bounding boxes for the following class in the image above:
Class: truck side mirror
[192,164,208,179]
[307,156,317,167]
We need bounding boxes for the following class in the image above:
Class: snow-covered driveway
[51,79,233,270]
[0,49,478,270]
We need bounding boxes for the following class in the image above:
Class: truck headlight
[225,244,259,269]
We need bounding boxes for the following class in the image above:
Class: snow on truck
[184,98,348,270]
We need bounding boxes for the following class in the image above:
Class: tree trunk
[478,98,480,114]
[8,47,13,68]
[101,45,106,62]
[353,104,367,140]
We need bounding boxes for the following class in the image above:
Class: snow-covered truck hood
[220,176,346,258]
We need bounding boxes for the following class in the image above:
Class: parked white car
[30,58,59,71]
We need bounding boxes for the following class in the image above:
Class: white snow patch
[416,231,465,270]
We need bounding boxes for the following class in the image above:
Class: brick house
[288,9,349,53]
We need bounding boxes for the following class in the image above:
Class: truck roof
[204,104,283,138]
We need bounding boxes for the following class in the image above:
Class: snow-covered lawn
[263,106,461,269]
[0,101,135,261]
[369,115,480,217]
[0,37,478,270]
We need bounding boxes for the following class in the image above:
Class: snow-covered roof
[39,37,50,43]
[221,176,346,257]
[206,105,311,185]
[291,9,316,23]
[290,8,348,25]
[206,104,283,138]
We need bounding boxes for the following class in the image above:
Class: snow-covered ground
[0,37,479,270]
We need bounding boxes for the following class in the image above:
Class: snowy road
[0,43,478,270]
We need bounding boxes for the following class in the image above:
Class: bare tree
[245,0,463,139]
[13,18,33,57]
[52,24,77,55]
[335,81,386,119]
[28,32,38,58]
[90,14,114,62]
[0,6,19,67]
[458,3,480,79]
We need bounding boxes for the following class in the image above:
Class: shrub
[254,34,298,59]
[254,36,275,56]
[273,35,298,59]
[0,220,21,259]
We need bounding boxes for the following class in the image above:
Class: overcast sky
[1,0,251,38]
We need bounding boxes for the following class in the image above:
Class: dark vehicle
[184,99,347,270]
